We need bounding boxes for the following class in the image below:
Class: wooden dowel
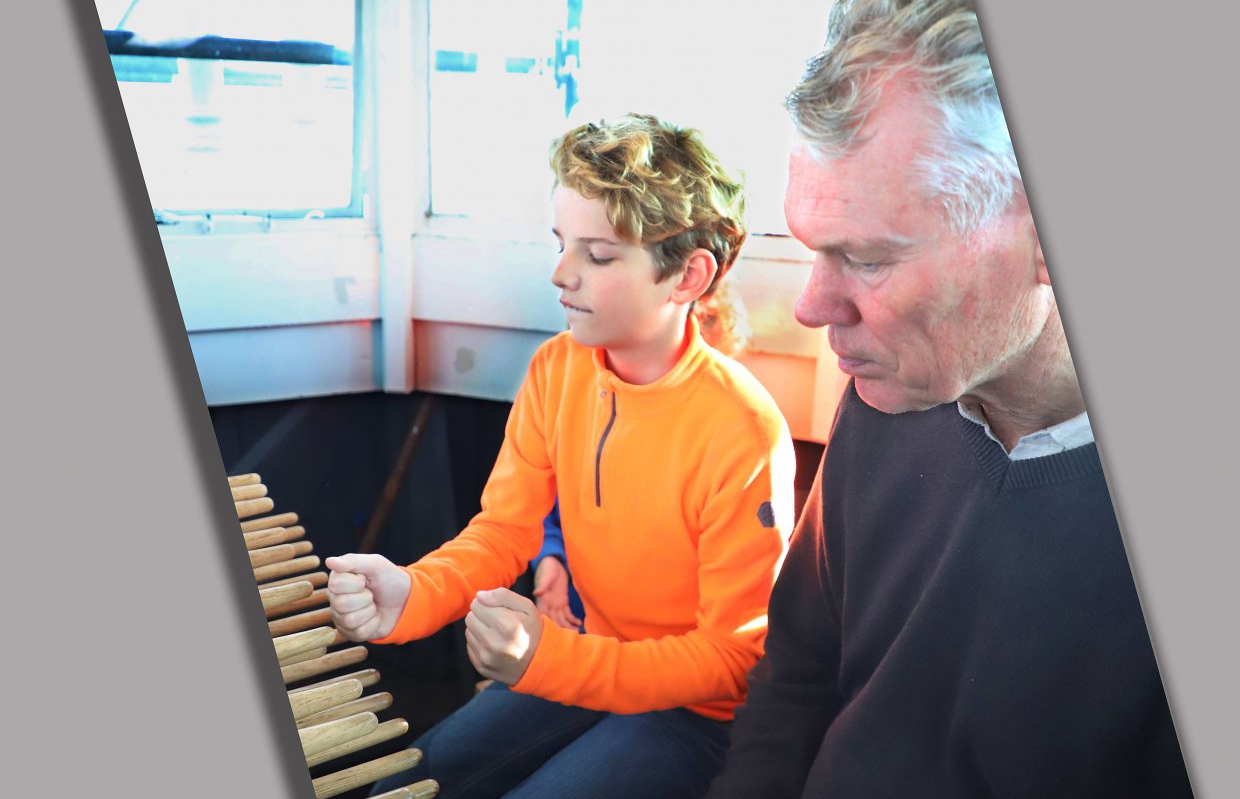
[274,626,338,661]
[243,526,287,551]
[289,668,380,695]
[250,540,314,569]
[280,647,327,667]
[266,587,329,621]
[371,780,439,799]
[244,525,306,551]
[236,496,275,519]
[269,605,333,636]
[231,483,268,502]
[255,555,321,584]
[259,580,314,612]
[260,570,328,591]
[299,712,378,759]
[297,691,392,729]
[285,633,347,660]
[282,646,368,685]
[306,718,409,768]
[289,678,364,722]
[249,543,295,569]
[240,512,299,534]
[227,473,261,487]
[311,748,424,799]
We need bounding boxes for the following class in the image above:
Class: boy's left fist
[465,587,544,686]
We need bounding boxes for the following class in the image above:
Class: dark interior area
[211,389,824,794]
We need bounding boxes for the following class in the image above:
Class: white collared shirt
[957,404,1094,461]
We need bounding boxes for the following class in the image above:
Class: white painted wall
[157,0,848,443]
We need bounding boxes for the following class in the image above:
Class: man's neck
[960,308,1085,451]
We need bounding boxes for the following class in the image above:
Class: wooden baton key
[231,483,268,503]
[244,525,306,551]
[306,718,410,768]
[299,711,378,759]
[227,473,261,488]
[288,668,381,695]
[282,646,368,685]
[297,691,393,730]
[274,626,338,662]
[259,580,314,612]
[269,605,333,637]
[255,555,321,584]
[236,496,275,519]
[260,570,328,591]
[371,780,440,799]
[240,512,299,534]
[312,748,424,799]
[288,678,364,722]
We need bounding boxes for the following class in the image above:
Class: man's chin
[853,378,939,415]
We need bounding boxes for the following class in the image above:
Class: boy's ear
[669,249,718,305]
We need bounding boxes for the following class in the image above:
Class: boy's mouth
[560,300,592,314]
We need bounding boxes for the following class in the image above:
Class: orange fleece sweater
[375,317,795,720]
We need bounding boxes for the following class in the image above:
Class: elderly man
[706,1,1193,798]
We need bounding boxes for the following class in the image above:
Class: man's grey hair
[788,0,1020,234]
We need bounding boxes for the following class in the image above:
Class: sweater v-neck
[956,410,1104,492]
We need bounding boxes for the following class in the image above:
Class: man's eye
[842,254,883,273]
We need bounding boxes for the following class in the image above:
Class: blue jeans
[369,682,731,799]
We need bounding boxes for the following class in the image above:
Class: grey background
[4,1,1234,797]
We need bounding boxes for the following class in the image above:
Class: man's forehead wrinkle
[787,177,914,252]
[787,191,843,221]
[786,167,859,216]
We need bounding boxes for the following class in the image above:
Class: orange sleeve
[374,349,558,645]
[511,419,795,715]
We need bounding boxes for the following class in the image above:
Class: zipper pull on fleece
[594,391,617,507]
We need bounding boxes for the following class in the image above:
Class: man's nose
[794,258,859,329]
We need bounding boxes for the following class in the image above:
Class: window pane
[98,0,358,216]
[428,0,569,224]
[428,0,832,235]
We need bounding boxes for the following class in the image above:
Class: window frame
[103,0,368,226]
[151,0,841,441]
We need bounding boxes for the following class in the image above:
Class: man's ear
[670,249,718,305]
[1033,226,1050,287]
[1010,190,1050,288]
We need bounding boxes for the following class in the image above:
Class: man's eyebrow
[816,236,915,255]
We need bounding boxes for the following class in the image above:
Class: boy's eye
[588,253,615,266]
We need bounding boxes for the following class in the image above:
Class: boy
[531,280,752,633]
[327,114,795,799]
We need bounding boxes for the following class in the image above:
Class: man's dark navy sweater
[709,383,1192,798]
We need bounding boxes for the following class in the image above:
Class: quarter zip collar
[590,316,710,419]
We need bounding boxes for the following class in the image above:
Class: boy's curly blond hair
[550,114,748,296]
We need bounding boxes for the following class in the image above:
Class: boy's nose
[551,257,579,291]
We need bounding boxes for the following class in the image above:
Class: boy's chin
[566,325,607,349]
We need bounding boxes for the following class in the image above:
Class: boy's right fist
[325,554,411,642]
